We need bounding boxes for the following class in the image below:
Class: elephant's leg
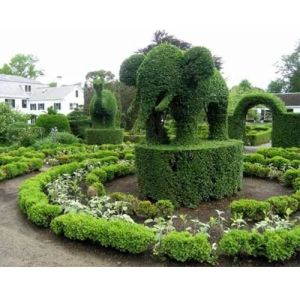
[174,116,199,145]
[207,102,228,140]
[145,111,169,144]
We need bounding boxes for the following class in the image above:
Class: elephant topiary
[86,79,123,144]
[120,43,229,145]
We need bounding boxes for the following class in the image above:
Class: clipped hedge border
[135,140,243,207]
[86,128,124,145]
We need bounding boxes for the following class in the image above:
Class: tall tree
[267,40,300,92]
[0,54,44,79]
[137,30,223,70]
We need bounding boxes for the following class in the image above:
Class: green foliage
[267,196,298,215]
[54,132,79,144]
[0,103,29,143]
[228,92,286,141]
[27,203,62,227]
[230,199,271,221]
[245,126,272,146]
[283,169,300,187]
[68,108,91,138]
[89,79,118,128]
[135,141,243,207]
[86,129,123,145]
[161,231,213,263]
[0,54,44,79]
[51,213,155,254]
[267,156,290,170]
[243,162,271,178]
[155,200,175,218]
[135,200,158,218]
[243,153,266,164]
[119,54,145,86]
[272,113,300,148]
[36,113,70,134]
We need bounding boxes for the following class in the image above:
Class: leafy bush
[243,153,266,165]
[245,126,272,146]
[267,196,298,215]
[136,141,243,207]
[267,156,290,170]
[283,169,300,187]
[36,113,71,134]
[135,200,158,218]
[243,162,271,178]
[161,231,213,263]
[51,213,155,254]
[27,203,62,227]
[230,199,271,221]
[155,200,175,218]
[86,129,123,145]
[54,132,79,144]
[291,160,300,169]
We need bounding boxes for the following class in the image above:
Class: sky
[1,0,300,89]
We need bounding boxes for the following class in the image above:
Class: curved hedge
[86,129,124,145]
[135,140,243,207]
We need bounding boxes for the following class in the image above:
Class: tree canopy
[268,40,300,93]
[0,54,44,79]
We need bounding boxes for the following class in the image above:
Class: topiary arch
[228,92,286,143]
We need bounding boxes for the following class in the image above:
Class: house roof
[0,74,42,84]
[30,85,80,101]
[0,81,29,98]
[274,93,300,107]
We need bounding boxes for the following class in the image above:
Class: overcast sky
[1,0,299,89]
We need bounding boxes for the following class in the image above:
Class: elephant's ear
[183,47,215,87]
[119,54,145,86]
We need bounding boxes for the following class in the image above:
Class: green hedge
[161,231,213,263]
[135,140,243,207]
[273,113,300,147]
[230,199,271,221]
[51,213,155,254]
[246,126,272,146]
[86,129,123,145]
[36,114,71,134]
[69,118,91,138]
[219,227,300,262]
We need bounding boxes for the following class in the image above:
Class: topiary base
[86,129,123,145]
[135,140,243,207]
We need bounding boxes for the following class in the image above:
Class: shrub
[110,192,139,213]
[291,160,300,169]
[86,129,123,145]
[50,213,155,254]
[27,203,62,227]
[36,114,71,134]
[230,199,271,221]
[135,141,243,207]
[283,169,300,187]
[267,196,298,215]
[91,168,107,183]
[218,229,263,257]
[243,153,266,165]
[267,156,290,170]
[246,126,272,146]
[243,162,270,178]
[155,200,175,218]
[135,200,158,218]
[54,132,79,144]
[161,231,213,263]
[90,182,106,197]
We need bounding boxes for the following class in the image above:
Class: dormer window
[25,85,31,92]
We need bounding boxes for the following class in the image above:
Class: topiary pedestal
[86,128,124,145]
[135,140,243,207]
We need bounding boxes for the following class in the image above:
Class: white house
[0,74,84,122]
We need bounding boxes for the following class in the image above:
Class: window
[70,103,78,110]
[38,103,45,110]
[287,108,294,113]
[5,99,15,108]
[30,104,37,110]
[25,85,31,92]
[54,103,61,110]
[75,90,79,98]
[22,99,27,108]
